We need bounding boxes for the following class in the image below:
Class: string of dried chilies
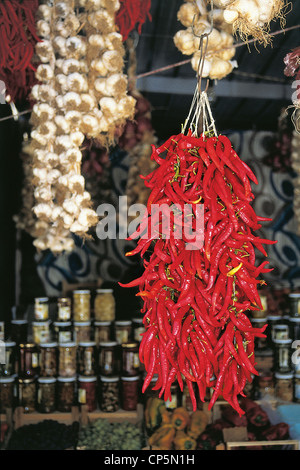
[121,95,277,415]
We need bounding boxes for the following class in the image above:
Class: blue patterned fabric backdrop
[34,130,300,297]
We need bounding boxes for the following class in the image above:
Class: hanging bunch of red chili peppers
[121,124,277,416]
[115,0,152,41]
[0,0,40,103]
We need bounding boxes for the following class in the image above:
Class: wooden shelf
[13,406,80,429]
[80,404,143,426]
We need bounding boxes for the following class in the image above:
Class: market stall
[1,0,300,454]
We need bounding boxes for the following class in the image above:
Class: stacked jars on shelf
[249,291,300,404]
[0,289,146,415]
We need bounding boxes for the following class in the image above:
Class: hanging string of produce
[174,0,237,80]
[0,0,41,103]
[115,0,152,41]
[120,12,277,416]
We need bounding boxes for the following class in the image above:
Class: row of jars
[0,340,142,379]
[0,374,140,415]
[250,292,300,320]
[34,289,115,323]
[247,370,300,404]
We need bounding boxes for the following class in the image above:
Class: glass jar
[32,320,51,344]
[58,342,77,377]
[39,342,58,377]
[289,317,300,341]
[73,290,91,322]
[10,319,28,344]
[57,297,71,321]
[132,318,145,343]
[257,373,275,399]
[78,341,97,376]
[294,373,300,403]
[251,317,268,349]
[251,294,268,319]
[34,297,49,321]
[73,321,91,344]
[53,321,73,343]
[57,376,76,412]
[114,321,132,345]
[275,372,294,402]
[94,321,112,345]
[37,377,56,413]
[99,376,119,412]
[0,341,16,377]
[18,343,39,378]
[121,342,140,377]
[273,338,292,373]
[0,376,15,412]
[18,377,36,413]
[254,349,274,373]
[98,341,118,376]
[78,376,97,412]
[266,315,281,344]
[273,323,290,341]
[121,376,139,411]
[289,293,300,318]
[94,289,115,321]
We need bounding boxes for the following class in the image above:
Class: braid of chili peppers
[121,131,277,417]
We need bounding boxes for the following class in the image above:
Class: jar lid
[115,321,132,326]
[11,319,28,324]
[121,376,139,381]
[74,321,91,326]
[0,376,15,383]
[53,321,72,326]
[289,293,300,298]
[132,318,143,323]
[73,290,90,294]
[289,316,300,322]
[122,342,138,348]
[273,338,292,344]
[274,324,289,329]
[96,289,113,294]
[100,375,119,382]
[94,321,112,326]
[32,320,51,326]
[57,376,76,382]
[58,297,70,301]
[39,342,58,348]
[99,341,118,347]
[79,341,96,347]
[5,341,16,347]
[35,297,49,302]
[275,372,294,379]
[38,377,56,383]
[267,315,282,320]
[18,377,36,383]
[251,317,267,322]
[19,343,36,348]
[59,341,76,347]
[78,376,97,382]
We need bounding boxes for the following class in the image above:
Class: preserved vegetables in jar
[132,318,145,343]
[114,321,132,345]
[0,376,15,412]
[99,376,119,412]
[78,341,97,376]
[32,320,51,344]
[289,316,300,341]
[94,289,115,321]
[39,342,58,377]
[73,321,91,344]
[294,373,300,403]
[57,376,76,412]
[34,297,49,321]
[57,297,71,321]
[73,290,91,322]
[251,294,268,318]
[289,293,300,318]
[274,338,292,373]
[98,341,118,376]
[18,377,36,413]
[121,376,139,411]
[94,321,111,345]
[18,343,39,378]
[78,376,97,412]
[0,341,16,377]
[58,342,77,377]
[275,372,293,401]
[273,323,290,341]
[53,321,73,343]
[121,342,140,377]
[10,319,28,344]
[37,377,56,413]
[257,373,275,399]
